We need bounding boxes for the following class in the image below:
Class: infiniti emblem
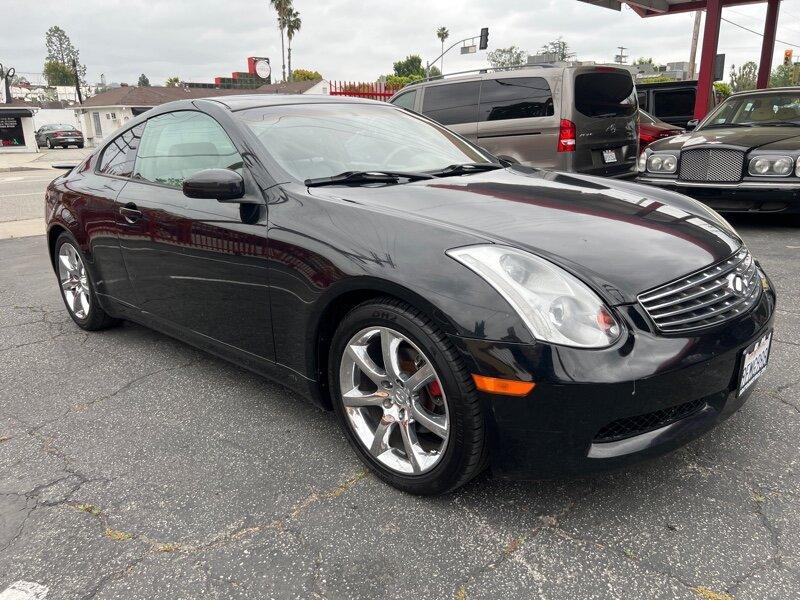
[727,273,745,296]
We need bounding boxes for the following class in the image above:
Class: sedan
[45,95,776,494]
[638,108,684,149]
[637,87,800,213]
[36,124,84,149]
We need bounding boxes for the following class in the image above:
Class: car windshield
[236,103,493,182]
[55,124,77,130]
[700,92,800,129]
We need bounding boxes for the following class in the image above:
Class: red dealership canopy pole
[693,0,723,119]
[757,0,781,88]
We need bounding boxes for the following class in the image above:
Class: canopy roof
[579,0,763,17]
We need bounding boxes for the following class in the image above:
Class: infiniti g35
[45,95,776,494]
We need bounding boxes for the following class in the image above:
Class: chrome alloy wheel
[58,243,91,320]
[339,326,450,475]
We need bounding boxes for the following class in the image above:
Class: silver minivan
[389,65,639,178]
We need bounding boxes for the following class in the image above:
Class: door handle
[119,203,143,224]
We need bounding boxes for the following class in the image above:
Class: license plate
[66,138,77,142]
[738,332,772,396]
[602,149,617,163]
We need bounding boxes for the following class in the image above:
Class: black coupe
[637,87,800,213]
[45,95,775,494]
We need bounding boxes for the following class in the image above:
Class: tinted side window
[98,124,144,177]
[133,111,242,189]
[479,77,554,122]
[421,82,480,125]
[637,91,648,111]
[653,89,696,118]
[392,90,417,110]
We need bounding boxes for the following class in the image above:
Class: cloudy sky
[4,0,800,86]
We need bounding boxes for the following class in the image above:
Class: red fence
[329,81,402,102]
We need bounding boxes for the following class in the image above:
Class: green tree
[487,46,527,69]
[769,63,798,87]
[634,57,654,66]
[43,60,75,86]
[713,81,732,99]
[393,55,425,78]
[270,0,293,82]
[540,38,571,61]
[165,76,181,87]
[282,7,301,81]
[137,73,150,87]
[291,68,322,81]
[729,61,758,92]
[436,26,449,72]
[44,26,85,83]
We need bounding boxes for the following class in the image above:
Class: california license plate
[602,149,617,163]
[738,332,772,396]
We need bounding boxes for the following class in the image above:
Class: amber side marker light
[472,374,535,397]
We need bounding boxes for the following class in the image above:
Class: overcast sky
[3,0,800,86]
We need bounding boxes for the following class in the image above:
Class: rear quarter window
[574,72,636,118]
[98,124,144,177]
[653,89,696,118]
[421,81,480,126]
[391,90,417,110]
[478,77,554,121]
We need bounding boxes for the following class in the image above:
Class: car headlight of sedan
[748,155,795,177]
[447,245,621,348]
[646,152,678,174]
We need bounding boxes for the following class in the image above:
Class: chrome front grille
[679,148,745,182]
[638,248,761,333]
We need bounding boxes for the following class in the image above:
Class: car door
[419,81,480,142]
[116,110,274,361]
[476,76,559,168]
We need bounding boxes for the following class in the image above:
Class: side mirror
[183,168,245,202]
[686,119,699,131]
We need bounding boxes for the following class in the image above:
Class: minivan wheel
[54,233,118,331]
[329,298,488,495]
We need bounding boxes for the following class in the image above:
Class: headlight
[797,156,800,177]
[446,245,621,348]
[637,152,648,173]
[647,153,677,174]
[748,155,795,177]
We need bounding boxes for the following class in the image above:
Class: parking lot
[0,161,797,599]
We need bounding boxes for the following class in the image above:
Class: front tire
[54,232,118,331]
[329,298,488,495]
[46,138,53,149]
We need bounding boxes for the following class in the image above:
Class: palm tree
[436,27,449,73]
[270,0,292,82]
[283,8,301,81]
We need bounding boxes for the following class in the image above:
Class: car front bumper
[637,176,800,213]
[450,278,776,479]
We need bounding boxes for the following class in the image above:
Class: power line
[720,16,800,48]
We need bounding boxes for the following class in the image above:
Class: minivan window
[479,77,554,122]
[392,90,417,110]
[421,81,480,125]
[98,123,144,177]
[133,111,242,189]
[574,72,636,118]
[653,89,695,118]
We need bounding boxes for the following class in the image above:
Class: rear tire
[46,138,53,149]
[54,232,119,331]
[329,298,488,495]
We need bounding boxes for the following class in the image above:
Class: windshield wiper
[702,122,754,129]
[427,163,504,177]
[304,170,433,187]
[757,120,800,127]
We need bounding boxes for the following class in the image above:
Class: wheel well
[47,224,68,269]
[313,287,448,410]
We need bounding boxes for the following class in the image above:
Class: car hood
[307,168,741,304]
[648,126,800,152]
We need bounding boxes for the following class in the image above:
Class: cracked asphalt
[0,214,799,599]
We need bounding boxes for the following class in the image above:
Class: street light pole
[426,29,488,78]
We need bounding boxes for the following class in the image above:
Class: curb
[0,166,51,174]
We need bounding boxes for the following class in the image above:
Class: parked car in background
[45,95,775,494]
[637,80,699,129]
[35,124,84,149]
[638,108,684,149]
[390,65,639,178]
[637,87,800,213]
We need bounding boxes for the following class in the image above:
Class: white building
[0,103,39,154]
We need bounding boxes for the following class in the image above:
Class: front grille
[594,398,706,443]
[638,248,761,333]
[679,148,744,182]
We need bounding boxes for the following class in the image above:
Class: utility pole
[688,11,702,79]
[71,58,83,105]
[614,46,628,64]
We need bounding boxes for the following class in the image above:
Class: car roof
[730,86,800,98]
[200,93,388,111]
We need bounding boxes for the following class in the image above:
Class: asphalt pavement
[0,189,799,598]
